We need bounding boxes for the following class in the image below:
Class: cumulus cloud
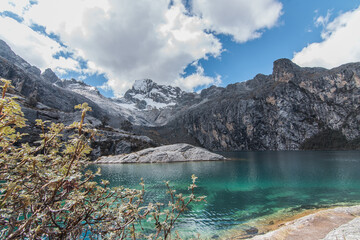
[0,16,80,73]
[191,0,283,43]
[175,62,221,91]
[1,0,283,96]
[22,0,223,95]
[293,6,360,68]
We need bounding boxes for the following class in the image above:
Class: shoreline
[225,204,360,240]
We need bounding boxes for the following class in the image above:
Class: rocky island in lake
[95,143,226,164]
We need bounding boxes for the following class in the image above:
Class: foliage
[0,78,205,239]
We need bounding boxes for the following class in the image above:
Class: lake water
[90,151,360,238]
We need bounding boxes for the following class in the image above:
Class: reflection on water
[89,151,360,238]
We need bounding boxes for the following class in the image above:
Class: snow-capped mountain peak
[123,79,184,110]
[132,79,155,93]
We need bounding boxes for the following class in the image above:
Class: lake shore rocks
[248,205,360,240]
[95,143,226,164]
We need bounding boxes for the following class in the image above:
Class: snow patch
[132,94,176,109]
[133,79,151,92]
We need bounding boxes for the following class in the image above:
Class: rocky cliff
[165,59,360,150]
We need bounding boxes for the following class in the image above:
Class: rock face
[90,130,156,159]
[95,143,226,164]
[160,59,360,151]
[0,41,107,119]
[0,39,41,77]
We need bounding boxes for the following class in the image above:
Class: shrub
[0,78,205,239]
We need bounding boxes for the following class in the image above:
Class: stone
[95,143,226,164]
[249,205,360,240]
[245,227,259,235]
[323,217,360,240]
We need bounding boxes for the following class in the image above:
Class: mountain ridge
[0,40,157,158]
[1,39,360,152]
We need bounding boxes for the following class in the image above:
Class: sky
[0,0,360,97]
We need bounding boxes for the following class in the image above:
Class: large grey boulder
[95,143,225,164]
[324,217,360,240]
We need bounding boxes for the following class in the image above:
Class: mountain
[0,40,156,158]
[1,38,360,153]
[123,79,184,109]
[154,59,360,150]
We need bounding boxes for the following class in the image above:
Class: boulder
[95,143,225,164]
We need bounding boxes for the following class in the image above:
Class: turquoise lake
[90,151,360,238]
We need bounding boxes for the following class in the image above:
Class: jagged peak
[132,79,156,92]
[42,68,56,75]
[272,58,301,82]
[273,58,300,71]
[131,79,183,94]
[123,79,185,109]
[41,68,60,83]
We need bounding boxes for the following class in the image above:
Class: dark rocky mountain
[154,59,360,150]
[1,38,360,154]
[0,40,156,158]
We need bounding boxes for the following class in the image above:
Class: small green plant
[0,78,205,239]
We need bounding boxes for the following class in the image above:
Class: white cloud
[175,62,221,91]
[0,16,80,73]
[191,0,283,43]
[1,0,282,96]
[50,56,81,74]
[22,0,110,38]
[293,6,360,68]
[23,0,224,96]
[315,10,332,28]
[0,0,32,16]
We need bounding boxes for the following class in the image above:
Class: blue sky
[0,0,360,97]
[191,0,360,91]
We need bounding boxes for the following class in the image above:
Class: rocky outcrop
[324,217,360,240]
[95,143,225,164]
[90,129,156,159]
[250,205,360,240]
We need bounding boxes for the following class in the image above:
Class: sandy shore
[227,205,360,240]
